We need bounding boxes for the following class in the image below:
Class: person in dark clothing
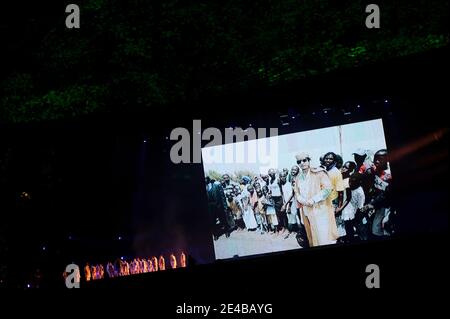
[361,149,393,238]
[352,149,367,173]
[206,176,231,240]
[335,154,344,170]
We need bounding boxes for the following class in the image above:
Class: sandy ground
[213,228,302,259]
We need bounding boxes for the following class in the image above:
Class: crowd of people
[206,148,395,248]
[83,252,186,281]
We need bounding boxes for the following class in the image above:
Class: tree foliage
[1,0,448,123]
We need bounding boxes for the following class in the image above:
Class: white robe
[242,206,258,229]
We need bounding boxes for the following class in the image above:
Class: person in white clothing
[279,172,299,238]
[239,187,258,231]
[336,173,365,243]
[267,168,286,232]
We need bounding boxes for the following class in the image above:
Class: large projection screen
[202,119,392,260]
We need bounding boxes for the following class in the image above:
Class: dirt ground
[213,228,302,259]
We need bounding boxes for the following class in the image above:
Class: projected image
[202,119,395,260]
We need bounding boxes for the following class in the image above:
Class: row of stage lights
[141,98,390,143]
[24,233,178,289]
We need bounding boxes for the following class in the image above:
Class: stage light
[357,105,361,108]
[291,116,295,119]
[249,124,252,127]
[42,246,46,251]
[324,110,328,114]
[118,236,122,240]
[384,99,389,103]
[143,139,147,143]
[27,284,31,288]
[20,191,31,201]
[120,256,124,260]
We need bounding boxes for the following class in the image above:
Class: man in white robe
[294,153,338,247]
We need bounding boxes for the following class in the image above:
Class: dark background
[0,0,448,296]
[1,47,448,290]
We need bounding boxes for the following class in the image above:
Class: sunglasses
[297,158,309,164]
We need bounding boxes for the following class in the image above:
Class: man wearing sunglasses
[294,153,339,247]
